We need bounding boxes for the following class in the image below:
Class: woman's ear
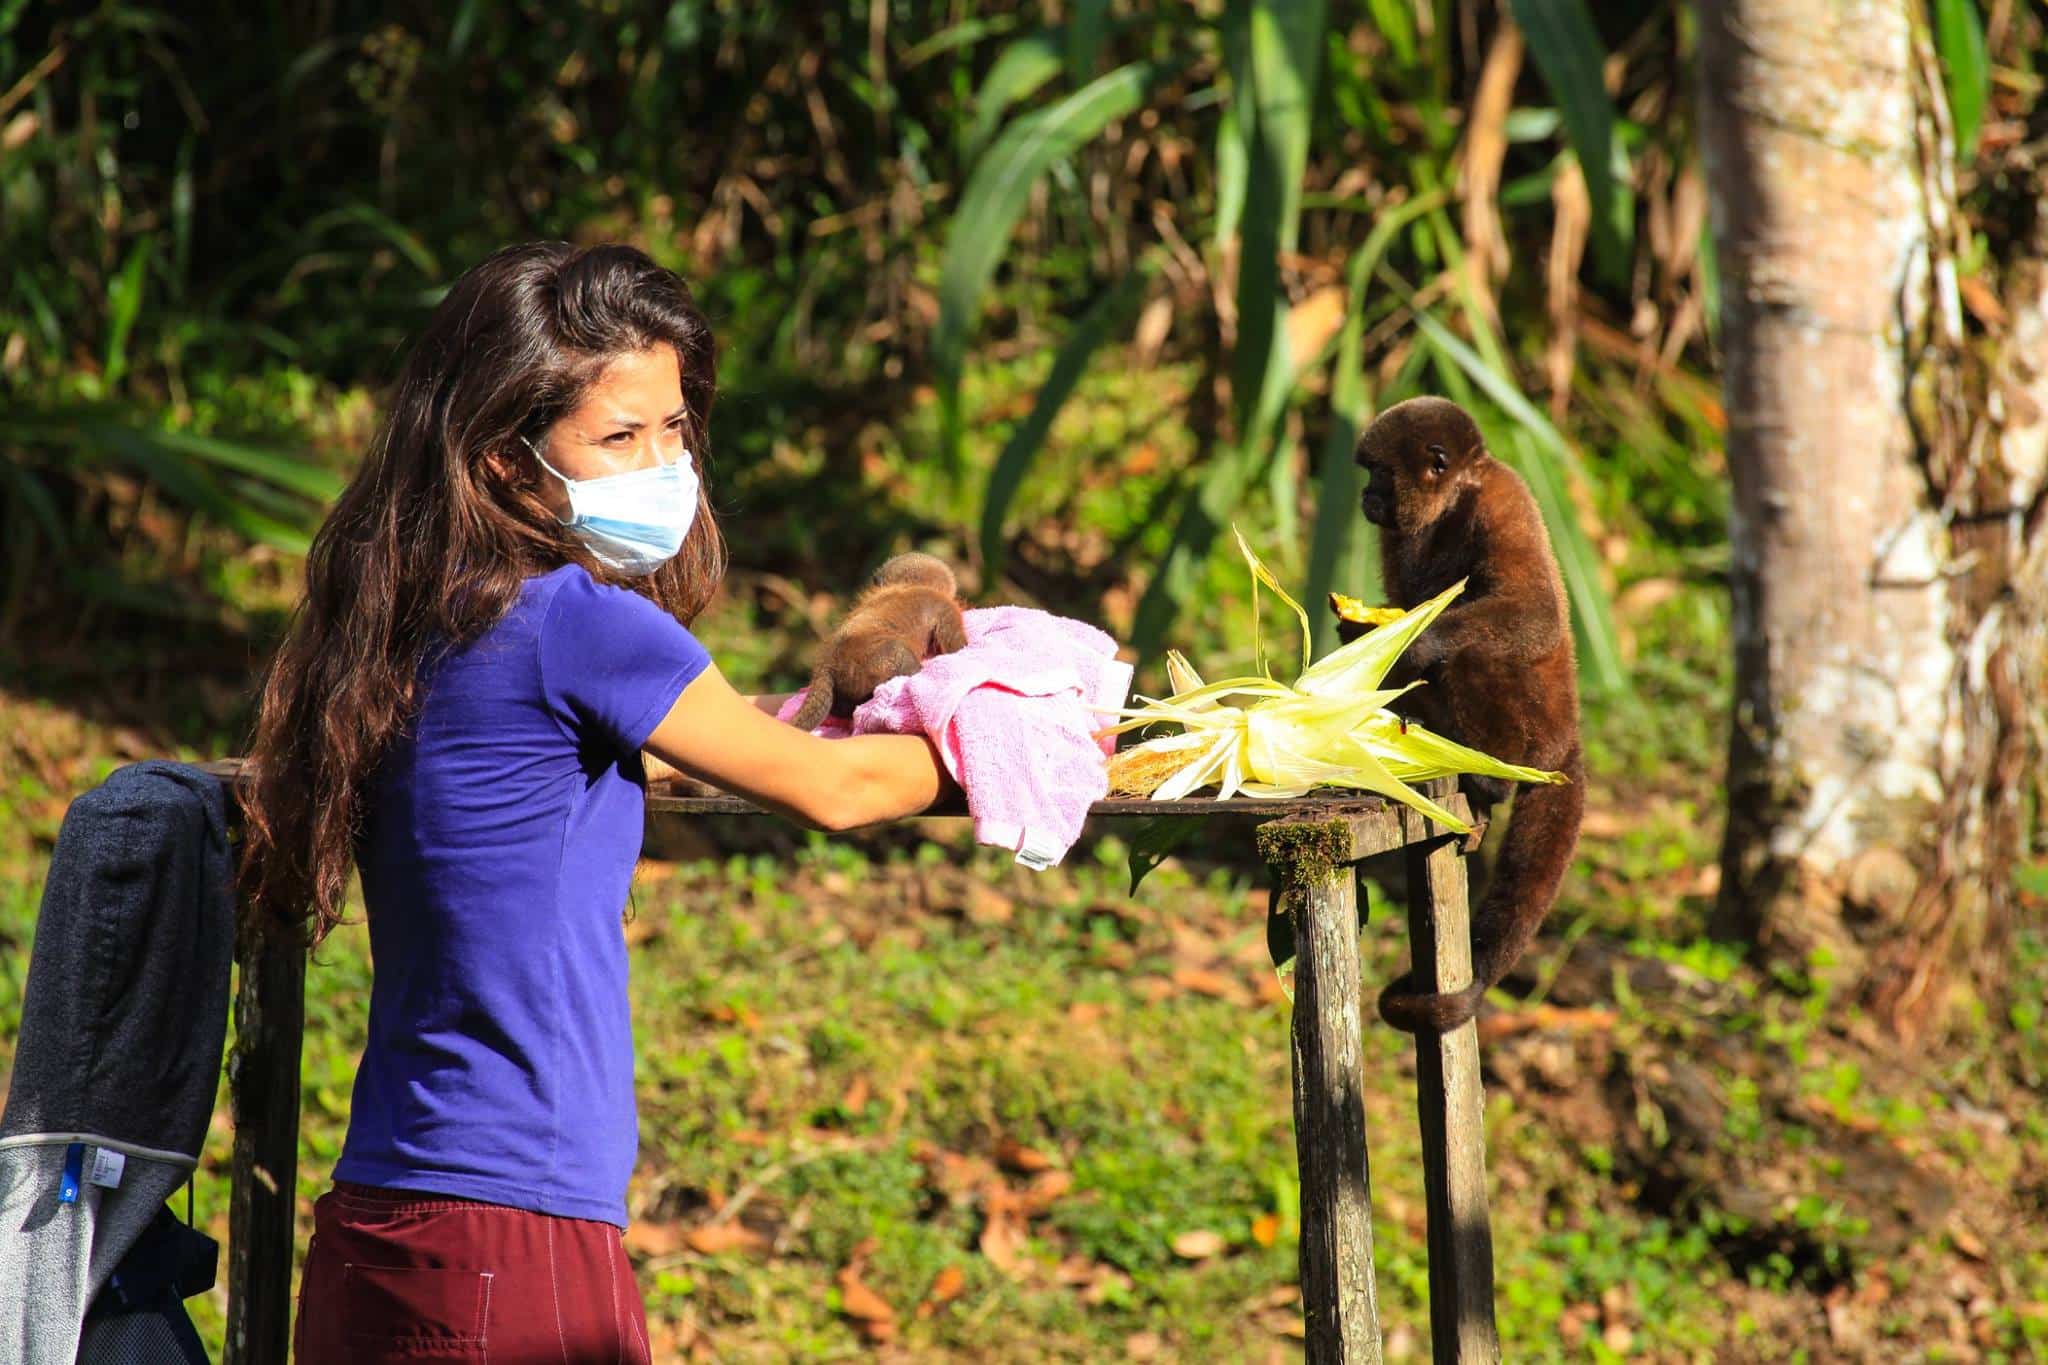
[482,442,525,486]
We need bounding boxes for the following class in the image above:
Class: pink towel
[776,606,1132,868]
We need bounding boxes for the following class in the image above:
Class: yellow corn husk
[1107,526,1567,831]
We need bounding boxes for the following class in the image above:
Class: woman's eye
[604,432,631,445]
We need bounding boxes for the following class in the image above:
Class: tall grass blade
[103,238,153,392]
[1507,0,1632,277]
[934,60,1160,472]
[961,30,1064,164]
[1932,0,1988,159]
[1064,0,1111,88]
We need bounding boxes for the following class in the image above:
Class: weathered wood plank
[224,909,307,1365]
[1400,803,1500,1365]
[195,759,1417,837]
[1259,812,1393,1364]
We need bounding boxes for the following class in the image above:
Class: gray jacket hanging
[0,760,235,1365]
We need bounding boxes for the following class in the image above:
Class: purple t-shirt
[332,563,711,1226]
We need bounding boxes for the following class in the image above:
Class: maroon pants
[293,1180,652,1363]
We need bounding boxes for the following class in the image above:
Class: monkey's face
[1354,398,1484,530]
[1358,456,1398,527]
[1356,440,1457,528]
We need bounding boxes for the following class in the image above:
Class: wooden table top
[197,759,1446,834]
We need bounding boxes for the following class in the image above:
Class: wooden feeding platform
[198,761,1500,1364]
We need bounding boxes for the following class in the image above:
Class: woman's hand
[641,666,952,830]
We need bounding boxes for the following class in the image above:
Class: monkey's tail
[1380,747,1585,1034]
[1471,746,1583,981]
[789,673,834,731]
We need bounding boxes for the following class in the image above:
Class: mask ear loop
[521,433,577,488]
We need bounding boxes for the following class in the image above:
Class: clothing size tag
[59,1142,83,1204]
[90,1147,126,1189]
[1014,831,1063,872]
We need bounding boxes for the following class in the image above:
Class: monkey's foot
[1376,972,1486,1034]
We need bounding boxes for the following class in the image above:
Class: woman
[242,241,950,1361]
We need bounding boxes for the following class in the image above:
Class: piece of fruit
[1327,592,1405,627]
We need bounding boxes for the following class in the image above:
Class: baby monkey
[1344,396,1584,1034]
[789,553,968,731]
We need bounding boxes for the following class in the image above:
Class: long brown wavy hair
[241,242,728,946]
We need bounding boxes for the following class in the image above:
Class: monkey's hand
[1458,814,1489,855]
[1376,971,1486,1034]
[1399,620,1453,671]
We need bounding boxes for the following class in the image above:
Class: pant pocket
[341,1262,493,1359]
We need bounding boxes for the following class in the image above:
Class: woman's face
[529,344,692,520]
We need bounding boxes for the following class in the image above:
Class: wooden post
[1400,804,1500,1365]
[224,908,307,1365]
[1258,809,1399,1365]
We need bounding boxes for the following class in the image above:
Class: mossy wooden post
[223,863,307,1364]
[1399,800,1500,1365]
[1258,808,1401,1365]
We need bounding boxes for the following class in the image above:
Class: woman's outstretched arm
[644,690,795,783]
[641,665,950,830]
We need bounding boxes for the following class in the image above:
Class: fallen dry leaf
[1256,1309,1307,1339]
[1948,1219,1989,1262]
[916,1264,967,1318]
[1016,1169,1073,1215]
[1172,966,1251,1004]
[914,1143,1000,1200]
[1579,808,1627,839]
[623,1220,685,1258]
[1054,1254,1136,1305]
[1250,1213,1280,1247]
[837,1274,894,1324]
[979,1206,1033,1278]
[837,1247,897,1343]
[706,1001,761,1031]
[685,1222,768,1255]
[1125,1330,1165,1360]
[996,1137,1054,1174]
[964,882,1014,925]
[839,1074,871,1114]
[1171,1229,1226,1260]
[1475,1006,1618,1043]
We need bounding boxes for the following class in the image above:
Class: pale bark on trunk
[1696,0,2047,1034]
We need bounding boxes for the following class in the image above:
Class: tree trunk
[1696,0,2047,1035]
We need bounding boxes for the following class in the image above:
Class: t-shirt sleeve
[538,568,713,754]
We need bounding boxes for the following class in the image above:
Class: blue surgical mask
[525,435,700,577]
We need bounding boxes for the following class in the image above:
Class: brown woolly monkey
[1343,396,1584,1034]
[790,553,968,731]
